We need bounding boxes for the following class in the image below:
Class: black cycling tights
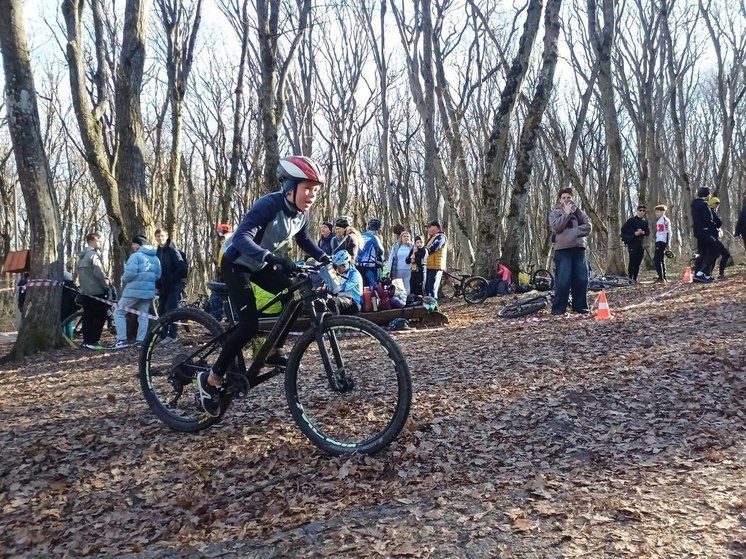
[212,261,291,378]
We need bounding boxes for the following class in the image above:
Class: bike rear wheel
[497,295,549,318]
[438,275,458,301]
[285,315,412,455]
[463,276,489,304]
[532,268,554,291]
[139,307,230,432]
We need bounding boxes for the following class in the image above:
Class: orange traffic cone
[682,266,693,283]
[595,291,612,320]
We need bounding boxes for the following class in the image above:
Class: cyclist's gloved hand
[318,254,331,266]
[265,254,297,275]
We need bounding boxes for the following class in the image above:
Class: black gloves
[318,254,331,266]
[265,254,297,275]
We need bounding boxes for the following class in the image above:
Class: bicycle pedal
[224,372,250,398]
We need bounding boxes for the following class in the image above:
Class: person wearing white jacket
[387,231,414,294]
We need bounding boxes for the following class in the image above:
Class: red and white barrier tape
[24,279,159,320]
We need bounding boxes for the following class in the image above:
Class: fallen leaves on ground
[0,271,744,557]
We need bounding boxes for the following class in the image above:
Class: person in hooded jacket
[357,218,385,288]
[620,205,649,282]
[317,221,334,255]
[155,228,187,340]
[734,198,746,251]
[548,187,591,315]
[77,232,110,349]
[691,187,719,283]
[110,235,162,349]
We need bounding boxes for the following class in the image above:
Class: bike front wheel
[462,276,489,304]
[285,315,412,455]
[532,268,554,291]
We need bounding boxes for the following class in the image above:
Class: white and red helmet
[276,155,325,192]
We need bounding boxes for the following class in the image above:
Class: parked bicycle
[139,263,412,456]
[515,263,554,292]
[587,274,635,291]
[437,269,489,304]
[60,284,119,340]
[497,292,554,318]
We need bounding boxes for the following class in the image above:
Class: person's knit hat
[335,216,350,228]
[132,234,148,246]
[322,220,333,230]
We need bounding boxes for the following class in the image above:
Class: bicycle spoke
[287,316,411,454]
[140,308,227,430]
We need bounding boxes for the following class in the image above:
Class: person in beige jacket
[548,187,591,315]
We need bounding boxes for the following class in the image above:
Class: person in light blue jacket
[110,235,162,349]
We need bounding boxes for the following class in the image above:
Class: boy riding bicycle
[198,155,330,416]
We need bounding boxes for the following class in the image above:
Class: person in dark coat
[691,187,719,283]
[317,221,334,256]
[620,205,650,282]
[155,228,187,340]
[735,199,746,251]
[61,271,80,339]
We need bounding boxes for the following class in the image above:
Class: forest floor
[0,269,744,558]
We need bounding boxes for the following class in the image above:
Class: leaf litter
[0,273,744,557]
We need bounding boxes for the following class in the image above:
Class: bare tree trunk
[661,0,693,242]
[257,0,311,195]
[219,0,250,223]
[115,0,153,238]
[588,0,626,274]
[62,0,127,281]
[502,0,562,272]
[157,0,202,239]
[476,0,544,276]
[420,0,439,219]
[0,0,64,356]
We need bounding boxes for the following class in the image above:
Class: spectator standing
[652,205,671,283]
[387,230,414,294]
[735,199,746,250]
[331,216,360,262]
[208,223,233,322]
[16,271,29,312]
[424,220,447,299]
[318,221,334,256]
[155,228,188,340]
[61,271,79,339]
[548,187,591,315]
[110,235,161,349]
[76,232,110,350]
[691,187,719,283]
[705,197,731,280]
[407,236,427,299]
[620,205,649,282]
[357,218,385,288]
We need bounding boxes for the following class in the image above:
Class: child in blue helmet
[321,250,363,315]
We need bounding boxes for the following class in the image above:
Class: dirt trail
[1,273,744,558]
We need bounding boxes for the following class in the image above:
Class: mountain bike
[438,269,489,304]
[515,263,554,292]
[587,274,634,291]
[139,263,412,456]
[497,292,553,318]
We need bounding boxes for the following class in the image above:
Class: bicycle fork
[314,314,354,393]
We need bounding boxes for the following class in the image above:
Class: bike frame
[162,268,342,396]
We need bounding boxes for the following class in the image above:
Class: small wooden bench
[206,281,449,330]
[257,305,449,331]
